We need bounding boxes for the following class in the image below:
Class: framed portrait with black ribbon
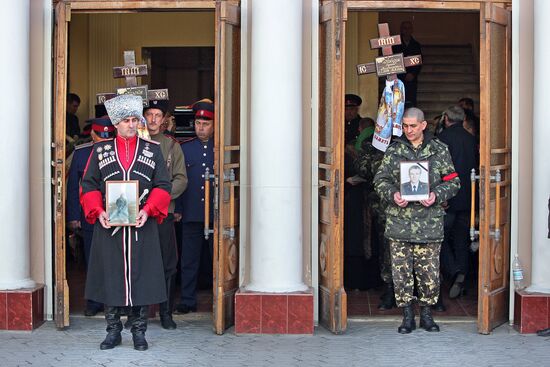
[400,161,430,202]
[105,180,139,226]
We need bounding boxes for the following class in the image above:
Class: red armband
[442,172,458,182]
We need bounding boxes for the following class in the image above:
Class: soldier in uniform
[354,134,395,309]
[81,94,172,351]
[175,100,215,314]
[67,117,115,316]
[374,107,460,333]
[344,96,372,290]
[140,99,188,329]
[345,94,363,144]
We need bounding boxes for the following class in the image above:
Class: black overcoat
[81,137,171,307]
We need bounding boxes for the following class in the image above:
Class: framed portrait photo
[105,180,139,226]
[400,161,430,202]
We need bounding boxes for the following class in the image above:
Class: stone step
[421,45,473,56]
[417,91,479,103]
[418,73,478,83]
[423,110,447,120]
[422,54,474,64]
[417,102,479,116]
[422,64,475,73]
[418,82,479,93]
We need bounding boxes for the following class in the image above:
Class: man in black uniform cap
[67,117,115,316]
[175,99,215,314]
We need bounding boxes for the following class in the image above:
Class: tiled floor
[69,259,477,318]
[67,259,213,314]
[3,317,550,367]
[347,282,478,317]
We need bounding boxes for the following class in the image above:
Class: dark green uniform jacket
[374,133,460,243]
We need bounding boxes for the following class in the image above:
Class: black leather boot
[397,305,416,334]
[420,306,440,332]
[378,283,396,310]
[100,306,122,350]
[449,273,465,299]
[160,276,177,330]
[124,306,138,329]
[131,306,149,351]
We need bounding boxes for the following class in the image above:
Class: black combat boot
[124,306,138,329]
[100,306,122,350]
[378,282,396,310]
[397,304,416,334]
[420,306,440,332]
[160,276,177,330]
[131,306,149,351]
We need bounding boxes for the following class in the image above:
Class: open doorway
[64,10,216,317]
[343,10,481,319]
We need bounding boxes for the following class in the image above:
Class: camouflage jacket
[374,133,460,243]
[354,139,384,190]
[354,138,388,218]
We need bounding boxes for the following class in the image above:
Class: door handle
[470,168,480,241]
[492,169,502,242]
[204,168,215,240]
[227,169,236,240]
[470,168,502,242]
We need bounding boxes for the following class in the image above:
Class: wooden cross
[356,23,422,80]
[96,50,169,106]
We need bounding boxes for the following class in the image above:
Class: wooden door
[477,3,512,334]
[53,1,70,328]
[212,0,240,335]
[318,0,347,334]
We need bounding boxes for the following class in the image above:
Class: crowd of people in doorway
[344,91,480,334]
[66,93,215,350]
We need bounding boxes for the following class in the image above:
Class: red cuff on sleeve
[80,190,104,224]
[442,172,458,182]
[143,188,171,224]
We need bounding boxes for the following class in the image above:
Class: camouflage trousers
[373,212,392,284]
[389,240,441,307]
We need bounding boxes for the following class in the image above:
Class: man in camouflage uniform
[354,133,395,309]
[374,107,460,334]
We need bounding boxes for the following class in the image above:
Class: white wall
[30,0,53,319]
[528,0,550,293]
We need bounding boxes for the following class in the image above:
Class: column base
[0,284,44,331]
[514,290,550,333]
[235,287,313,334]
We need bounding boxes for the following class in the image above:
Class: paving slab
[0,316,548,367]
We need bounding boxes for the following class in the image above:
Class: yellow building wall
[69,12,215,125]
[345,12,379,121]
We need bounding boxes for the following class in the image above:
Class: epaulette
[139,137,160,145]
[180,136,197,144]
[74,141,94,150]
[94,138,114,144]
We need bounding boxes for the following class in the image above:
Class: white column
[0,0,34,290]
[528,0,550,293]
[246,0,307,292]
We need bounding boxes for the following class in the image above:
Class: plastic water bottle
[512,254,525,290]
